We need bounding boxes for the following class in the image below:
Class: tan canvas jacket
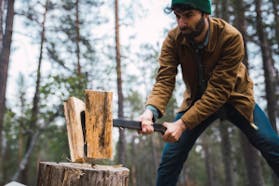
[146,17,255,129]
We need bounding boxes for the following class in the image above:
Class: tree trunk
[130,136,137,186]
[240,133,265,186]
[13,0,49,183]
[150,136,159,171]
[221,0,229,20]
[0,0,4,51]
[231,0,249,66]
[75,0,81,75]
[12,131,40,181]
[272,0,279,50]
[0,0,15,184]
[17,82,26,182]
[255,0,277,131]
[201,133,219,186]
[114,0,126,164]
[213,2,236,185]
[219,121,235,186]
[255,0,279,185]
[37,162,129,186]
[231,0,266,184]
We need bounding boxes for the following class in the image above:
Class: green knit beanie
[171,0,212,14]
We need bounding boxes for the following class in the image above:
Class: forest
[0,0,279,185]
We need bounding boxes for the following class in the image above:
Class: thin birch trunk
[75,0,81,75]
[114,0,126,164]
[130,136,137,186]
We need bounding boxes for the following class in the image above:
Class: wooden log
[84,90,113,159]
[64,97,86,162]
[37,162,129,186]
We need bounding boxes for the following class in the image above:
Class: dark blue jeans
[156,104,279,186]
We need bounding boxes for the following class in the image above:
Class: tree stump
[37,162,129,186]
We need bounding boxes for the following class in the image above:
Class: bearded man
[139,0,279,185]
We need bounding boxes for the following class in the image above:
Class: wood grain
[64,97,85,162]
[84,90,113,159]
[37,162,129,186]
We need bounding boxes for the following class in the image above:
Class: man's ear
[204,13,209,19]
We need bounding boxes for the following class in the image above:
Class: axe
[112,119,166,135]
[81,112,166,135]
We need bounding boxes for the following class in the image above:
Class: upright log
[37,162,129,186]
[84,90,113,159]
[64,97,85,162]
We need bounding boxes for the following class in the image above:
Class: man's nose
[178,17,188,27]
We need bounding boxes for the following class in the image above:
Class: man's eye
[175,14,181,19]
[184,13,193,18]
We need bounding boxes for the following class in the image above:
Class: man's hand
[162,119,187,142]
[139,109,154,134]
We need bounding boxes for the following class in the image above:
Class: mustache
[180,26,191,31]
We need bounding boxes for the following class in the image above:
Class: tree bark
[130,136,137,186]
[221,0,229,20]
[64,97,86,162]
[230,0,266,184]
[201,133,219,186]
[75,0,81,75]
[255,0,279,185]
[84,90,113,160]
[0,0,4,51]
[114,0,126,164]
[213,2,236,185]
[255,0,277,132]
[150,136,159,171]
[12,131,40,181]
[219,121,235,186]
[14,0,49,183]
[0,0,15,184]
[37,162,129,186]
[240,133,265,186]
[272,0,279,50]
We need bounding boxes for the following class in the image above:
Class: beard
[180,16,206,39]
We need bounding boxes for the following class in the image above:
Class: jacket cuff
[146,105,160,121]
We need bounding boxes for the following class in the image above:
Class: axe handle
[113,119,166,135]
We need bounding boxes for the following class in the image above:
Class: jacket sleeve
[181,32,245,128]
[146,31,179,117]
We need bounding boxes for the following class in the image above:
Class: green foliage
[39,124,69,162]
[40,73,88,101]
